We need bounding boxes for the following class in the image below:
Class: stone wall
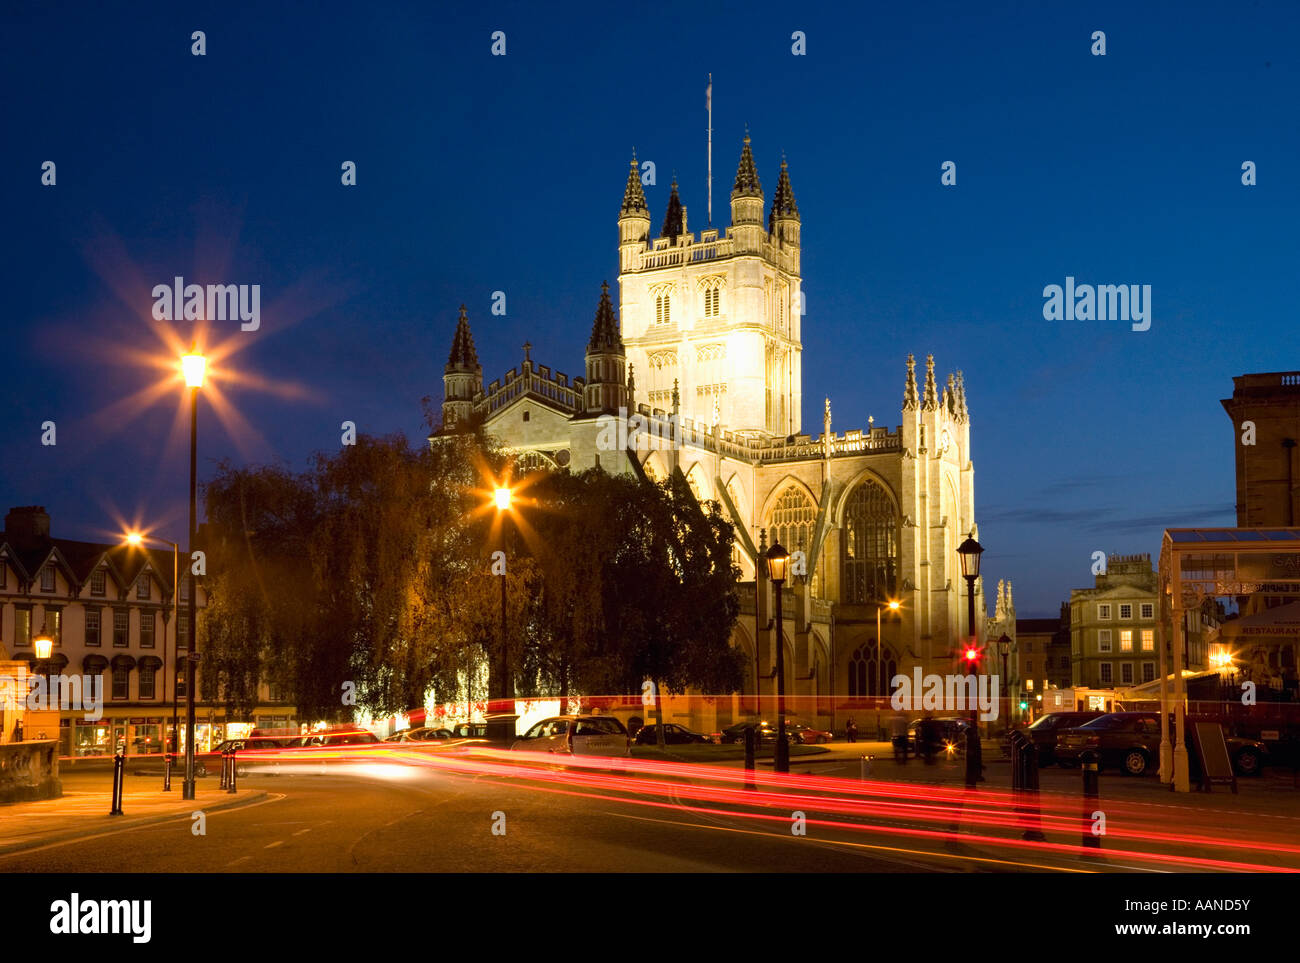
[0,739,62,803]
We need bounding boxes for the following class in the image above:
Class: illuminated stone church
[436,135,1005,730]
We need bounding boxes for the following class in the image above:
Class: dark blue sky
[3,0,1297,615]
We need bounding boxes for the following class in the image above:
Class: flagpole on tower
[707,73,713,228]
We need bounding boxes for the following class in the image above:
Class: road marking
[227,856,251,866]
[292,828,312,836]
[602,809,1095,873]
[264,840,284,849]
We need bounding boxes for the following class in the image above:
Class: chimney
[4,506,51,548]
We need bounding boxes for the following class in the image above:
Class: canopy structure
[1158,527,1300,791]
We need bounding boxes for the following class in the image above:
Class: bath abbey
[435,135,1012,730]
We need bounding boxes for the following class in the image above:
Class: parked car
[793,724,834,744]
[293,729,382,749]
[1054,712,1268,777]
[906,717,974,755]
[451,722,489,738]
[384,727,453,743]
[1001,711,1105,766]
[194,737,286,776]
[719,721,803,745]
[510,715,630,756]
[632,723,712,746]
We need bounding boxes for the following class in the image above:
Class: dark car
[907,717,974,755]
[451,722,489,738]
[194,737,286,776]
[633,723,712,746]
[1003,711,1105,766]
[1054,712,1268,777]
[719,721,802,745]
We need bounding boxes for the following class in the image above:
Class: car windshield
[1079,715,1133,730]
[574,718,626,736]
[1027,715,1060,731]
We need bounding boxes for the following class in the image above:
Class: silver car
[510,716,630,757]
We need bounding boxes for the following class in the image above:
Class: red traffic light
[964,647,979,662]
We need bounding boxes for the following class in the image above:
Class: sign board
[1043,690,1074,712]
[1188,721,1237,794]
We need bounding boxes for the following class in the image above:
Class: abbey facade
[436,135,1012,732]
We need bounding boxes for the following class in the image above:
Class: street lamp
[125,531,180,787]
[956,535,984,646]
[490,484,514,745]
[181,346,206,800]
[765,541,790,774]
[997,633,1012,724]
[876,600,900,699]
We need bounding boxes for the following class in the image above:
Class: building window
[140,612,155,648]
[1100,662,1113,685]
[178,617,188,649]
[136,574,150,600]
[41,566,55,592]
[848,643,896,698]
[112,667,129,700]
[91,569,106,597]
[655,294,670,325]
[1023,641,1033,653]
[767,486,823,598]
[139,663,156,699]
[1098,604,1111,620]
[841,479,899,604]
[0,561,6,589]
[14,607,31,647]
[180,575,190,601]
[1119,603,1132,619]
[1026,659,1033,673]
[176,670,187,699]
[1141,629,1154,651]
[1142,662,1156,683]
[1072,605,1081,624]
[522,410,530,422]
[1120,629,1133,652]
[1140,602,1154,619]
[1098,629,1112,653]
[46,607,62,644]
[86,609,102,646]
[1121,663,1134,685]
[113,610,129,647]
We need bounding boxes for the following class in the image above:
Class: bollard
[964,724,983,787]
[110,752,125,816]
[860,754,873,779]
[1081,749,1101,850]
[743,726,757,791]
[1010,732,1046,841]
[1009,733,1023,792]
[163,752,172,792]
[228,748,238,793]
[219,748,230,789]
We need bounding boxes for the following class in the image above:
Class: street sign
[1188,721,1237,794]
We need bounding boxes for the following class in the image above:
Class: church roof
[445,305,480,372]
[768,157,798,230]
[621,153,648,215]
[660,177,684,241]
[731,134,762,198]
[587,281,623,353]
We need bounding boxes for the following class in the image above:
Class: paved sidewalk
[0,769,268,856]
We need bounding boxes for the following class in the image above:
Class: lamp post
[490,485,514,745]
[957,534,984,727]
[181,347,206,800]
[765,541,790,774]
[126,532,180,783]
[997,633,1012,726]
[875,600,901,698]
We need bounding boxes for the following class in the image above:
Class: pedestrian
[890,710,908,763]
[845,718,857,743]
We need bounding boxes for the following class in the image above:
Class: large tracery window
[767,486,825,598]
[841,479,899,604]
[848,643,897,698]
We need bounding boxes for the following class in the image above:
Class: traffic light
[961,644,981,672]
[1019,700,1029,711]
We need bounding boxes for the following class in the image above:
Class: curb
[0,791,270,857]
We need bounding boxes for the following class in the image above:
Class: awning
[110,654,136,671]
[1217,601,1300,640]
[83,654,109,674]
[27,653,69,673]
[137,655,163,671]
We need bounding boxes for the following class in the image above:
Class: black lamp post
[490,485,514,746]
[956,534,984,647]
[181,347,206,800]
[765,541,791,774]
[997,632,1012,725]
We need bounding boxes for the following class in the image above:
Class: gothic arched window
[841,479,899,604]
[766,486,824,598]
[848,643,897,697]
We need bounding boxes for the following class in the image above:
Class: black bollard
[1081,749,1102,850]
[228,748,238,794]
[219,748,229,789]
[964,723,983,787]
[163,752,172,792]
[743,726,757,791]
[110,752,125,816]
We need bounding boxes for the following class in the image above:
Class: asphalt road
[0,758,1026,873]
